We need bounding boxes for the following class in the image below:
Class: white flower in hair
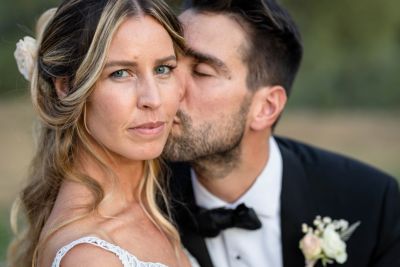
[14,36,37,81]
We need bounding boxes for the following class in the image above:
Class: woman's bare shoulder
[54,242,124,267]
[38,216,111,267]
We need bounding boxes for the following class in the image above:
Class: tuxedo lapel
[278,142,317,267]
[169,162,214,267]
[181,228,214,267]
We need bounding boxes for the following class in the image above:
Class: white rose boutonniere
[299,216,360,267]
[14,36,37,81]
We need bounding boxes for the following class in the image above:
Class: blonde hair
[8,1,184,266]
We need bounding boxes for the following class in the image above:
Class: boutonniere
[299,216,360,267]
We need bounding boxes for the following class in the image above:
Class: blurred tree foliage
[281,0,400,109]
[1,0,399,109]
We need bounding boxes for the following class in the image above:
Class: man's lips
[129,121,166,136]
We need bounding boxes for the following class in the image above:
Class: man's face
[163,11,253,161]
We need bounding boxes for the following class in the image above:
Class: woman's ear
[249,85,287,131]
[53,77,69,99]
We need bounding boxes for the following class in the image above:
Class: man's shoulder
[275,136,400,266]
[275,135,397,190]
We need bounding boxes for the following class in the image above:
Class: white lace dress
[51,236,200,267]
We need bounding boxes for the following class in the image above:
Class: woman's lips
[129,121,166,136]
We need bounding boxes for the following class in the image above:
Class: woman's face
[86,15,181,162]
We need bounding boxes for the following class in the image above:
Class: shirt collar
[192,137,283,218]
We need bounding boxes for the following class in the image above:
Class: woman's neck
[65,140,145,216]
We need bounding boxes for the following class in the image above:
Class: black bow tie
[194,203,262,238]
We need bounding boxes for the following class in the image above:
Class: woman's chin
[124,147,164,162]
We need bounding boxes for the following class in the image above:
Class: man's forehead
[179,10,247,63]
[180,11,244,41]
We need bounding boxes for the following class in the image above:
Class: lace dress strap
[51,236,168,267]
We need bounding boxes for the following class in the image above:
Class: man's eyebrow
[186,48,231,78]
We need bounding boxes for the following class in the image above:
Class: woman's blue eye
[155,65,172,75]
[111,70,129,78]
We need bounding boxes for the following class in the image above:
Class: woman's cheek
[163,80,180,116]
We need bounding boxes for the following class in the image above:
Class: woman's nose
[137,77,162,110]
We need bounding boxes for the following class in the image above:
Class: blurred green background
[0,0,399,265]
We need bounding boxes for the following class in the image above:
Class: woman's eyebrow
[104,55,176,70]
[104,60,138,69]
[155,55,177,65]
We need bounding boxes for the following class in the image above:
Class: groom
[163,0,400,266]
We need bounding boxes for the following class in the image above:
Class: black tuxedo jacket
[168,137,400,267]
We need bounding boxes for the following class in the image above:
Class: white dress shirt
[191,137,283,267]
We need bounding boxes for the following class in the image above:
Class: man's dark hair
[183,0,303,95]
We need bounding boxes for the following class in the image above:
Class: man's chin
[162,137,183,161]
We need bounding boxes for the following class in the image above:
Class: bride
[8,0,196,266]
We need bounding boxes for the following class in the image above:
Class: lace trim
[51,236,168,267]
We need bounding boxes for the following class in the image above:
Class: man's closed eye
[193,63,217,77]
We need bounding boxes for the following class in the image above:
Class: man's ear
[53,77,69,99]
[249,85,287,131]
